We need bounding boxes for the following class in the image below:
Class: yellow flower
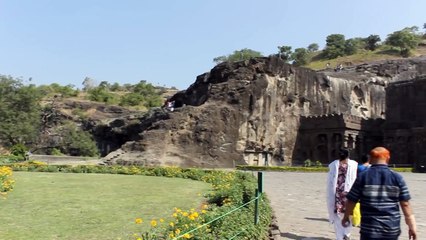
[135,218,143,224]
[159,218,164,223]
[172,213,178,218]
[183,233,191,239]
[137,238,142,240]
[150,220,157,227]
[169,222,175,227]
[175,229,181,235]
[182,212,189,217]
[201,210,207,214]
[169,233,175,238]
[188,212,198,220]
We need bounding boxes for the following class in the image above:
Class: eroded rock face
[101,56,426,167]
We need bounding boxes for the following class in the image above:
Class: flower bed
[0,166,15,197]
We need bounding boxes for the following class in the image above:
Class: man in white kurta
[326,149,358,240]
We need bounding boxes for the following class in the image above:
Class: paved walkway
[263,172,426,240]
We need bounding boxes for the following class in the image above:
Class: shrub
[304,159,312,167]
[87,87,118,104]
[315,161,323,167]
[10,144,28,161]
[0,155,24,164]
[50,148,64,156]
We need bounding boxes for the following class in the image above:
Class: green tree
[213,48,263,64]
[365,34,381,51]
[323,34,346,59]
[344,38,360,55]
[110,82,122,92]
[98,81,110,90]
[0,76,42,146]
[60,123,99,157]
[386,27,421,56]
[277,45,293,62]
[291,48,310,66]
[307,43,319,52]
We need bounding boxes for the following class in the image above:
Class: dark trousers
[360,234,398,240]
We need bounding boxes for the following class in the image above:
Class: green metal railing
[172,172,265,240]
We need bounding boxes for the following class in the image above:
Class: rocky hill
[97,56,426,167]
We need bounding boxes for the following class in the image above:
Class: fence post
[254,171,264,225]
[257,171,263,193]
[254,188,259,225]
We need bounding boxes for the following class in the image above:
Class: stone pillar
[343,133,349,148]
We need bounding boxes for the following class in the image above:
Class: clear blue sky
[0,0,425,90]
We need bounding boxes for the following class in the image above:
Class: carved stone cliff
[101,56,426,167]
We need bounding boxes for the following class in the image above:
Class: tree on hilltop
[386,27,421,57]
[323,34,346,59]
[344,38,359,55]
[213,48,263,64]
[307,43,319,52]
[291,48,310,66]
[365,35,381,51]
[277,45,292,62]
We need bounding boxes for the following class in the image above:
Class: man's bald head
[369,147,391,164]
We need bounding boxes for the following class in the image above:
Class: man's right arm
[400,200,417,240]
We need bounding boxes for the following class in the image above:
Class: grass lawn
[0,172,210,240]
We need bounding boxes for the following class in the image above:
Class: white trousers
[331,212,352,240]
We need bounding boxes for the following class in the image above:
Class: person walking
[342,147,417,240]
[357,154,370,175]
[327,148,358,240]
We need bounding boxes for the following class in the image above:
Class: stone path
[263,172,426,240]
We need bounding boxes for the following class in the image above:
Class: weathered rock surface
[98,56,426,167]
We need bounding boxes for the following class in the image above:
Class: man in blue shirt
[357,154,370,176]
[342,147,417,240]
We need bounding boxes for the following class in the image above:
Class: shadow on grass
[281,232,331,240]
